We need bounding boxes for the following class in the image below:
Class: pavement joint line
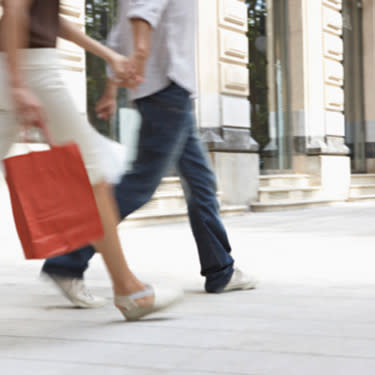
[3,313,375,328]
[4,347,375,367]
[0,355,171,373]
[3,313,375,325]
[3,335,375,361]
[0,356,253,375]
[4,328,375,343]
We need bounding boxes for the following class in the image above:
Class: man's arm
[127,0,170,79]
[130,19,151,79]
[59,16,136,85]
[127,0,170,29]
[97,1,170,114]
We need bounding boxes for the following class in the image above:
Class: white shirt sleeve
[127,0,170,28]
[106,17,123,53]
[106,1,127,79]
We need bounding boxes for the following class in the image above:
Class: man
[41,0,257,308]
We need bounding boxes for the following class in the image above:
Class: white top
[107,0,197,100]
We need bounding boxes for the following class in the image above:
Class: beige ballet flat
[114,285,183,321]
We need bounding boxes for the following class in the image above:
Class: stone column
[196,0,259,206]
[292,0,350,199]
[362,0,375,171]
[287,0,311,159]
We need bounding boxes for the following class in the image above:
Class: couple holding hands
[0,0,256,321]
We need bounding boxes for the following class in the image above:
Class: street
[1,186,375,374]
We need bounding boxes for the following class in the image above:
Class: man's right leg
[176,109,257,293]
[176,116,234,292]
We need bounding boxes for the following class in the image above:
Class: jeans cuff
[41,265,84,280]
[204,265,234,293]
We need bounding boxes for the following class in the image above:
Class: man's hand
[109,53,140,89]
[96,94,117,121]
[96,79,118,121]
[11,87,46,128]
[129,50,148,81]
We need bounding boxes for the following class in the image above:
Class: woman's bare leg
[92,181,152,304]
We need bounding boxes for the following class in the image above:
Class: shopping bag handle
[36,122,55,146]
[23,122,56,147]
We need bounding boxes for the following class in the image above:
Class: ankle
[113,279,146,296]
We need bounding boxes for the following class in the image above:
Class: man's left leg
[176,112,257,293]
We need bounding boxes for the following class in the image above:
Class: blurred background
[1,0,374,220]
[77,0,375,222]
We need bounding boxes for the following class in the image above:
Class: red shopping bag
[4,131,104,259]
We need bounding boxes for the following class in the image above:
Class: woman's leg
[9,51,180,319]
[91,181,147,296]
[28,60,160,311]
[0,49,180,321]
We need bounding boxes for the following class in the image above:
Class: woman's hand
[108,53,143,89]
[11,86,46,128]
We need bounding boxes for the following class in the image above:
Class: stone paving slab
[2,196,375,374]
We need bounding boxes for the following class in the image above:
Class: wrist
[104,79,118,98]
[107,50,121,67]
[10,77,26,90]
[134,46,149,62]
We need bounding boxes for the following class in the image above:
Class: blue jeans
[42,83,234,292]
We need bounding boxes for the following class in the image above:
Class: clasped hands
[96,50,148,121]
[109,50,147,90]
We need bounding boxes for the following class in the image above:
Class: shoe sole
[117,294,183,321]
[223,280,258,293]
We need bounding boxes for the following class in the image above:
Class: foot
[115,285,183,321]
[223,268,257,292]
[42,272,107,308]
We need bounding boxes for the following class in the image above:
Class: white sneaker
[223,268,258,292]
[42,273,107,308]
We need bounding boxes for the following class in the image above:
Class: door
[247,0,292,173]
[343,0,366,173]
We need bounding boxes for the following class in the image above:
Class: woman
[0,0,181,320]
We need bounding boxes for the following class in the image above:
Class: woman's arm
[59,16,136,84]
[2,0,32,88]
[2,0,46,127]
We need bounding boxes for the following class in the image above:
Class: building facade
[1,0,375,216]
[199,0,375,212]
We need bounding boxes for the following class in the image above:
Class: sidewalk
[1,180,375,374]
